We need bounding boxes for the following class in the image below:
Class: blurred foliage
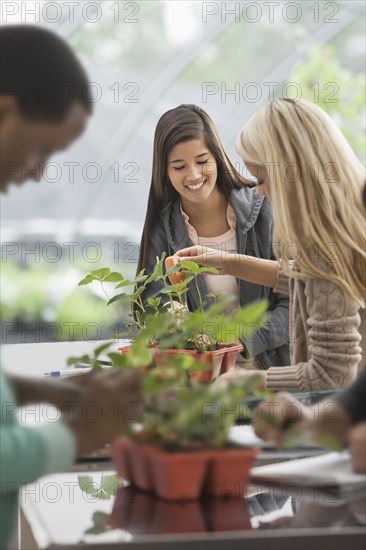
[0,259,132,341]
[70,1,176,72]
[287,45,365,163]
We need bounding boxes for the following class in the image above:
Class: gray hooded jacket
[142,186,290,369]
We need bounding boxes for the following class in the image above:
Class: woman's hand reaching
[176,245,232,274]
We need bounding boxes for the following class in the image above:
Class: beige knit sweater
[266,263,365,392]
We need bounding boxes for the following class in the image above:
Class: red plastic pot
[130,444,156,493]
[111,438,155,492]
[118,345,153,373]
[151,342,244,382]
[219,342,245,374]
[203,448,260,499]
[110,437,135,483]
[149,447,211,501]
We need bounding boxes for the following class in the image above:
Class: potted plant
[74,256,270,502]
[77,254,268,381]
[111,371,267,502]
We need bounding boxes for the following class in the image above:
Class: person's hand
[348,422,366,473]
[176,245,232,274]
[8,371,95,409]
[67,368,141,456]
[252,393,312,448]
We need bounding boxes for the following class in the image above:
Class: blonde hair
[236,98,366,306]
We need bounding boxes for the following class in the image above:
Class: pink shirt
[180,202,240,314]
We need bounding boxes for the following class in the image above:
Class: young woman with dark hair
[137,104,290,370]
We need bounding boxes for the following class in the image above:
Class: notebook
[250,451,366,502]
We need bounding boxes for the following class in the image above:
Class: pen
[73,359,112,368]
[44,369,90,377]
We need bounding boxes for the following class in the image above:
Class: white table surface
[1,340,127,378]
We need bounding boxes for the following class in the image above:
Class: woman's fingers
[175,245,203,257]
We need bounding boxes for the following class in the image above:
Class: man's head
[0,25,93,191]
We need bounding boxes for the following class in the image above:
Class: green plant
[78,254,268,356]
[72,255,271,451]
[139,375,269,451]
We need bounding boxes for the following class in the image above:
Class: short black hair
[0,25,93,121]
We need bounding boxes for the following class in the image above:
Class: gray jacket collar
[161,186,264,252]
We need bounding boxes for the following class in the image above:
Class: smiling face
[166,138,218,207]
[0,97,88,192]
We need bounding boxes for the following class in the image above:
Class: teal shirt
[0,369,76,548]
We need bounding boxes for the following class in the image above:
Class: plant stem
[195,277,203,311]
[100,281,111,302]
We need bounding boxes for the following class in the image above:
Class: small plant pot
[149,447,211,501]
[118,345,153,373]
[150,499,206,534]
[110,437,135,483]
[151,343,243,382]
[203,448,260,500]
[129,443,155,493]
[111,439,155,492]
[165,255,186,284]
[219,342,245,374]
[150,348,198,380]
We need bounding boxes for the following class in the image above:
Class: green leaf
[90,268,111,280]
[178,260,200,273]
[78,275,96,286]
[78,475,99,497]
[313,433,342,452]
[115,279,135,289]
[115,275,148,289]
[103,272,124,283]
[67,356,79,366]
[108,352,131,368]
[197,266,220,275]
[107,293,129,305]
[93,511,112,526]
[84,511,112,535]
[94,342,113,357]
[100,474,124,497]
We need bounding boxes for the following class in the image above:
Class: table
[20,468,366,550]
[2,342,365,549]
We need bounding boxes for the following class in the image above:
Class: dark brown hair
[136,104,250,274]
[0,25,92,121]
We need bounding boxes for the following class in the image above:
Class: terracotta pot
[151,343,243,382]
[129,443,155,493]
[118,345,153,373]
[110,437,135,483]
[111,439,155,492]
[149,447,211,501]
[203,448,260,499]
[219,342,245,374]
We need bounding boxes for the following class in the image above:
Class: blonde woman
[177,98,366,392]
